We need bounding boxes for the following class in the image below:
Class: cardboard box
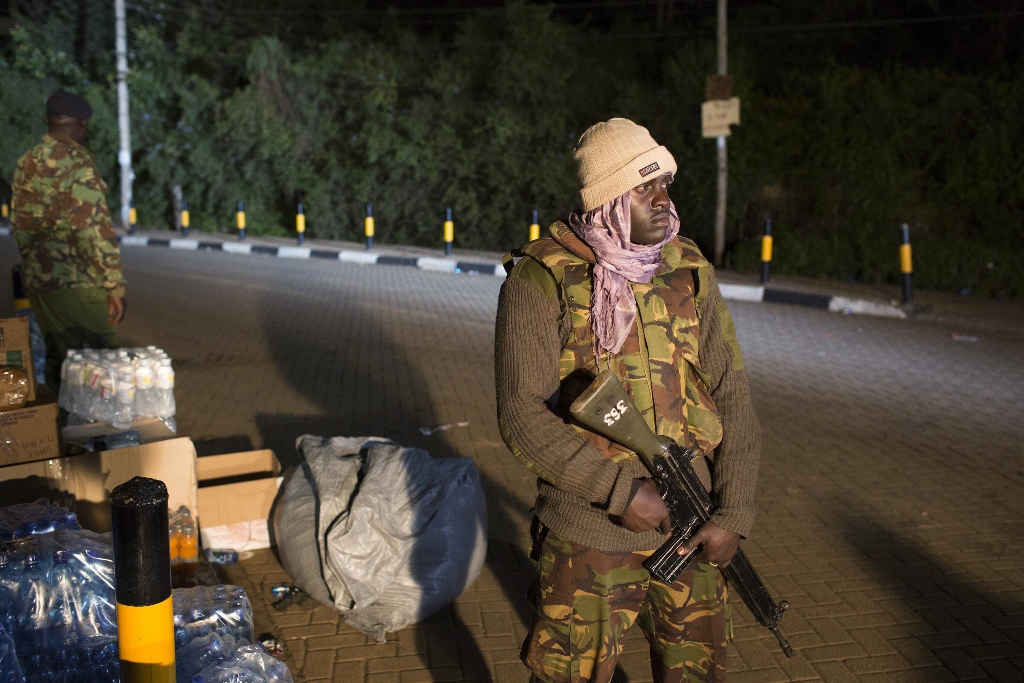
[0,318,36,401]
[197,449,281,551]
[0,436,198,533]
[0,385,60,466]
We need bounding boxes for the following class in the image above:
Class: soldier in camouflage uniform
[11,90,127,388]
[495,119,761,683]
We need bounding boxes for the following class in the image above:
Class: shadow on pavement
[250,275,537,681]
[836,504,1024,679]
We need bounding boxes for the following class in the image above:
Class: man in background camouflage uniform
[11,90,127,388]
[496,119,761,683]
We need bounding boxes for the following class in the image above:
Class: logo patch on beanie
[638,162,661,178]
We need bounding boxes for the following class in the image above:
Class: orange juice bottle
[178,520,199,586]
[169,521,181,565]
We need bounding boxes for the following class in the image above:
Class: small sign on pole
[705,75,733,101]
[701,97,740,138]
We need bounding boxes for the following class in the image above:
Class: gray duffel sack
[272,435,487,641]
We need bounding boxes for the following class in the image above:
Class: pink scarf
[567,192,680,354]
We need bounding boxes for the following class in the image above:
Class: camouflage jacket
[496,223,760,552]
[11,134,127,298]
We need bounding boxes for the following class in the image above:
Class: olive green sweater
[495,250,761,553]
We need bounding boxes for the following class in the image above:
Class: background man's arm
[494,259,637,516]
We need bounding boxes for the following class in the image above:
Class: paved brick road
[3,238,1021,682]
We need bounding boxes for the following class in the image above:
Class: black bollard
[365,204,374,250]
[761,218,773,285]
[899,224,913,305]
[444,207,453,257]
[236,201,246,241]
[180,201,190,237]
[111,476,175,683]
[12,265,29,312]
[296,202,306,246]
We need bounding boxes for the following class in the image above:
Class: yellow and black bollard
[128,200,137,235]
[296,203,306,246]
[899,223,913,305]
[529,210,540,242]
[2,196,11,226]
[111,476,175,683]
[12,265,30,314]
[760,218,773,284]
[180,200,190,237]
[236,201,246,241]
[444,207,454,257]
[365,205,374,250]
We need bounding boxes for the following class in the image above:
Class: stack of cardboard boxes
[0,317,60,463]
[0,317,282,552]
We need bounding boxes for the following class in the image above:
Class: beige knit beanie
[573,118,678,211]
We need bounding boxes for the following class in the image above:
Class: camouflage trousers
[522,525,729,683]
[29,287,118,389]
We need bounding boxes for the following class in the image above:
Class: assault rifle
[569,371,795,657]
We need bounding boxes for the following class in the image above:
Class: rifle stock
[570,371,795,658]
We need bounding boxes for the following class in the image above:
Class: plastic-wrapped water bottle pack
[0,501,293,682]
[0,528,119,683]
[174,586,293,683]
[0,499,81,541]
[59,345,176,431]
[177,632,293,683]
[173,585,253,648]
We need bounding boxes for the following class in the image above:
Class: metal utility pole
[713,0,728,267]
[115,0,133,231]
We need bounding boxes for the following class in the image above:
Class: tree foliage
[1,0,1022,297]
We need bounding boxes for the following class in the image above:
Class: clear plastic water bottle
[196,636,229,672]
[0,554,19,639]
[69,353,87,417]
[96,370,117,424]
[155,360,176,419]
[76,550,116,640]
[177,521,199,587]
[0,622,24,683]
[15,553,48,652]
[47,550,79,649]
[58,350,76,409]
[83,360,105,421]
[26,310,47,389]
[204,549,239,565]
[134,364,157,417]
[112,364,136,429]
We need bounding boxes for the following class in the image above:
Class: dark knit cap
[46,90,93,120]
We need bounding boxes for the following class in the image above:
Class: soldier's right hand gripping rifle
[570,371,796,657]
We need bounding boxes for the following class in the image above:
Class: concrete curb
[110,232,508,277]
[0,227,907,319]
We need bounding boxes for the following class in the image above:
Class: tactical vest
[514,232,724,463]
